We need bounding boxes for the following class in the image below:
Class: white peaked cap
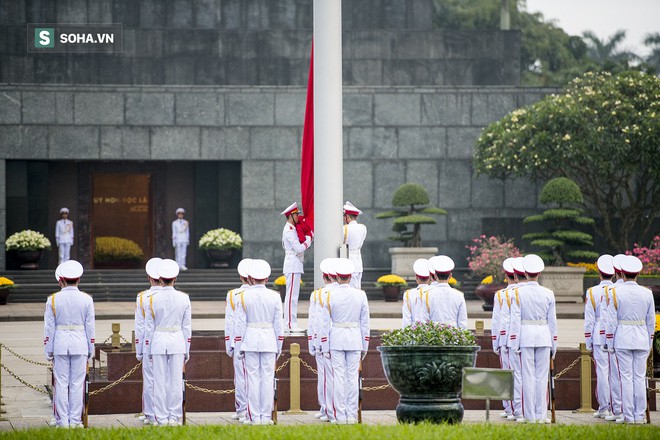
[248,259,271,280]
[343,201,362,216]
[175,207,185,214]
[596,254,614,276]
[502,258,515,275]
[326,258,339,277]
[55,264,62,281]
[158,259,180,279]
[511,257,525,275]
[523,254,545,274]
[281,202,299,216]
[612,254,625,271]
[335,258,355,277]
[413,259,430,278]
[145,257,163,279]
[427,257,438,274]
[59,207,69,214]
[60,260,83,279]
[431,255,455,274]
[620,255,643,275]
[237,258,253,278]
[319,258,332,276]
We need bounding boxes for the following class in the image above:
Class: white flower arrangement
[198,228,242,251]
[6,230,52,251]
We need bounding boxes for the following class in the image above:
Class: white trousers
[174,243,187,268]
[318,354,336,421]
[284,273,301,330]
[520,346,550,422]
[245,352,276,424]
[608,350,623,415]
[233,353,248,415]
[142,356,155,419]
[152,353,184,424]
[508,348,523,417]
[616,349,649,422]
[315,353,325,413]
[58,243,71,264]
[349,272,362,289]
[499,349,512,414]
[330,350,360,423]
[593,345,610,413]
[53,354,86,427]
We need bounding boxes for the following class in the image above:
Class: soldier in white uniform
[492,258,516,419]
[318,258,370,425]
[317,259,340,422]
[224,258,252,421]
[606,255,654,424]
[55,207,74,264]
[402,259,431,327]
[48,265,64,428]
[509,254,558,423]
[144,259,192,426]
[172,208,190,270]
[233,259,284,425]
[43,260,95,429]
[342,201,367,289]
[506,256,526,421]
[281,202,312,332]
[584,254,615,419]
[427,256,440,287]
[134,257,162,426]
[417,256,467,328]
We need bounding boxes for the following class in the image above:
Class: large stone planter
[539,266,586,303]
[377,345,479,424]
[16,250,44,270]
[389,247,438,278]
[206,249,235,269]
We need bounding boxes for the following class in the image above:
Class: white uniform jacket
[605,281,654,351]
[44,286,95,357]
[508,281,557,351]
[342,221,367,272]
[416,283,468,329]
[233,285,284,354]
[318,284,370,352]
[172,219,190,246]
[55,219,74,245]
[282,223,311,274]
[224,285,249,354]
[135,286,161,357]
[584,280,613,349]
[144,286,192,357]
[492,286,511,351]
[402,284,429,327]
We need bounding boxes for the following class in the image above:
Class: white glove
[309,347,317,356]
[585,344,592,352]
[361,351,367,361]
[323,352,331,359]
[514,348,521,355]
[185,353,190,364]
[136,354,143,362]
[493,347,500,355]
[501,346,508,354]
[227,348,234,358]
[236,351,245,360]
[607,346,615,354]
[551,348,557,359]
[46,354,54,362]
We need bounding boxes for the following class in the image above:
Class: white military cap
[612,254,625,271]
[145,257,163,279]
[60,260,83,279]
[281,202,300,217]
[335,258,355,277]
[431,255,455,274]
[343,201,362,216]
[413,259,430,278]
[502,258,515,275]
[620,255,643,275]
[511,257,525,275]
[319,258,332,276]
[175,207,185,214]
[237,258,253,278]
[523,254,545,274]
[60,207,69,214]
[157,259,180,279]
[596,254,614,276]
[55,264,62,281]
[248,259,271,280]
[427,257,438,275]
[326,258,339,277]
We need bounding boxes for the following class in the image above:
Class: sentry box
[461,367,514,422]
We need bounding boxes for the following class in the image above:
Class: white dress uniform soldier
[427,256,440,288]
[43,260,95,429]
[172,208,190,270]
[224,258,252,421]
[492,258,516,419]
[281,202,313,332]
[402,259,431,327]
[342,201,367,289]
[509,254,558,423]
[605,255,654,424]
[317,259,340,423]
[232,259,284,425]
[135,257,163,426]
[55,207,74,264]
[417,256,467,329]
[48,264,64,428]
[506,256,526,421]
[584,254,615,419]
[144,259,192,426]
[318,258,370,425]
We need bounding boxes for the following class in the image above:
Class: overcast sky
[525,0,659,57]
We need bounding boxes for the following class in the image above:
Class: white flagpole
[313,0,343,288]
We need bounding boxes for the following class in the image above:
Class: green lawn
[1,424,658,440]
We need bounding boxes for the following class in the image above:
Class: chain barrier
[275,357,291,373]
[554,356,581,380]
[0,343,51,367]
[363,384,391,392]
[186,383,235,395]
[120,335,131,344]
[299,358,317,375]
[0,363,49,395]
[89,362,142,396]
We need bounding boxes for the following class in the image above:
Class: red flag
[300,44,314,231]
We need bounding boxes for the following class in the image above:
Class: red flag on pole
[300,44,314,231]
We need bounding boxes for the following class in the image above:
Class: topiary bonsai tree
[523,177,598,265]
[376,183,447,248]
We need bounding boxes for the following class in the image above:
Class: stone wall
[0,84,557,269]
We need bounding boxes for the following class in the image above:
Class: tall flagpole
[313,0,343,288]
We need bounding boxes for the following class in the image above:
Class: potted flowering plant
[378,321,479,424]
[375,274,408,302]
[466,235,521,311]
[6,230,52,269]
[198,228,242,268]
[0,276,16,305]
[94,236,144,269]
[627,236,660,308]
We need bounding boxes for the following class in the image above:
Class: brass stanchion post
[111,323,121,349]
[575,342,594,413]
[285,343,306,414]
[0,346,6,420]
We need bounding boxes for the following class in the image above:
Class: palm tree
[644,32,660,73]
[582,29,638,65]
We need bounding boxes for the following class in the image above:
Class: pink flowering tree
[626,236,660,276]
[466,235,523,282]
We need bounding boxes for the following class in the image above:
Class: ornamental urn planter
[539,266,586,303]
[377,345,480,424]
[381,285,402,302]
[16,250,44,270]
[206,249,235,269]
[389,247,439,278]
[474,283,507,312]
